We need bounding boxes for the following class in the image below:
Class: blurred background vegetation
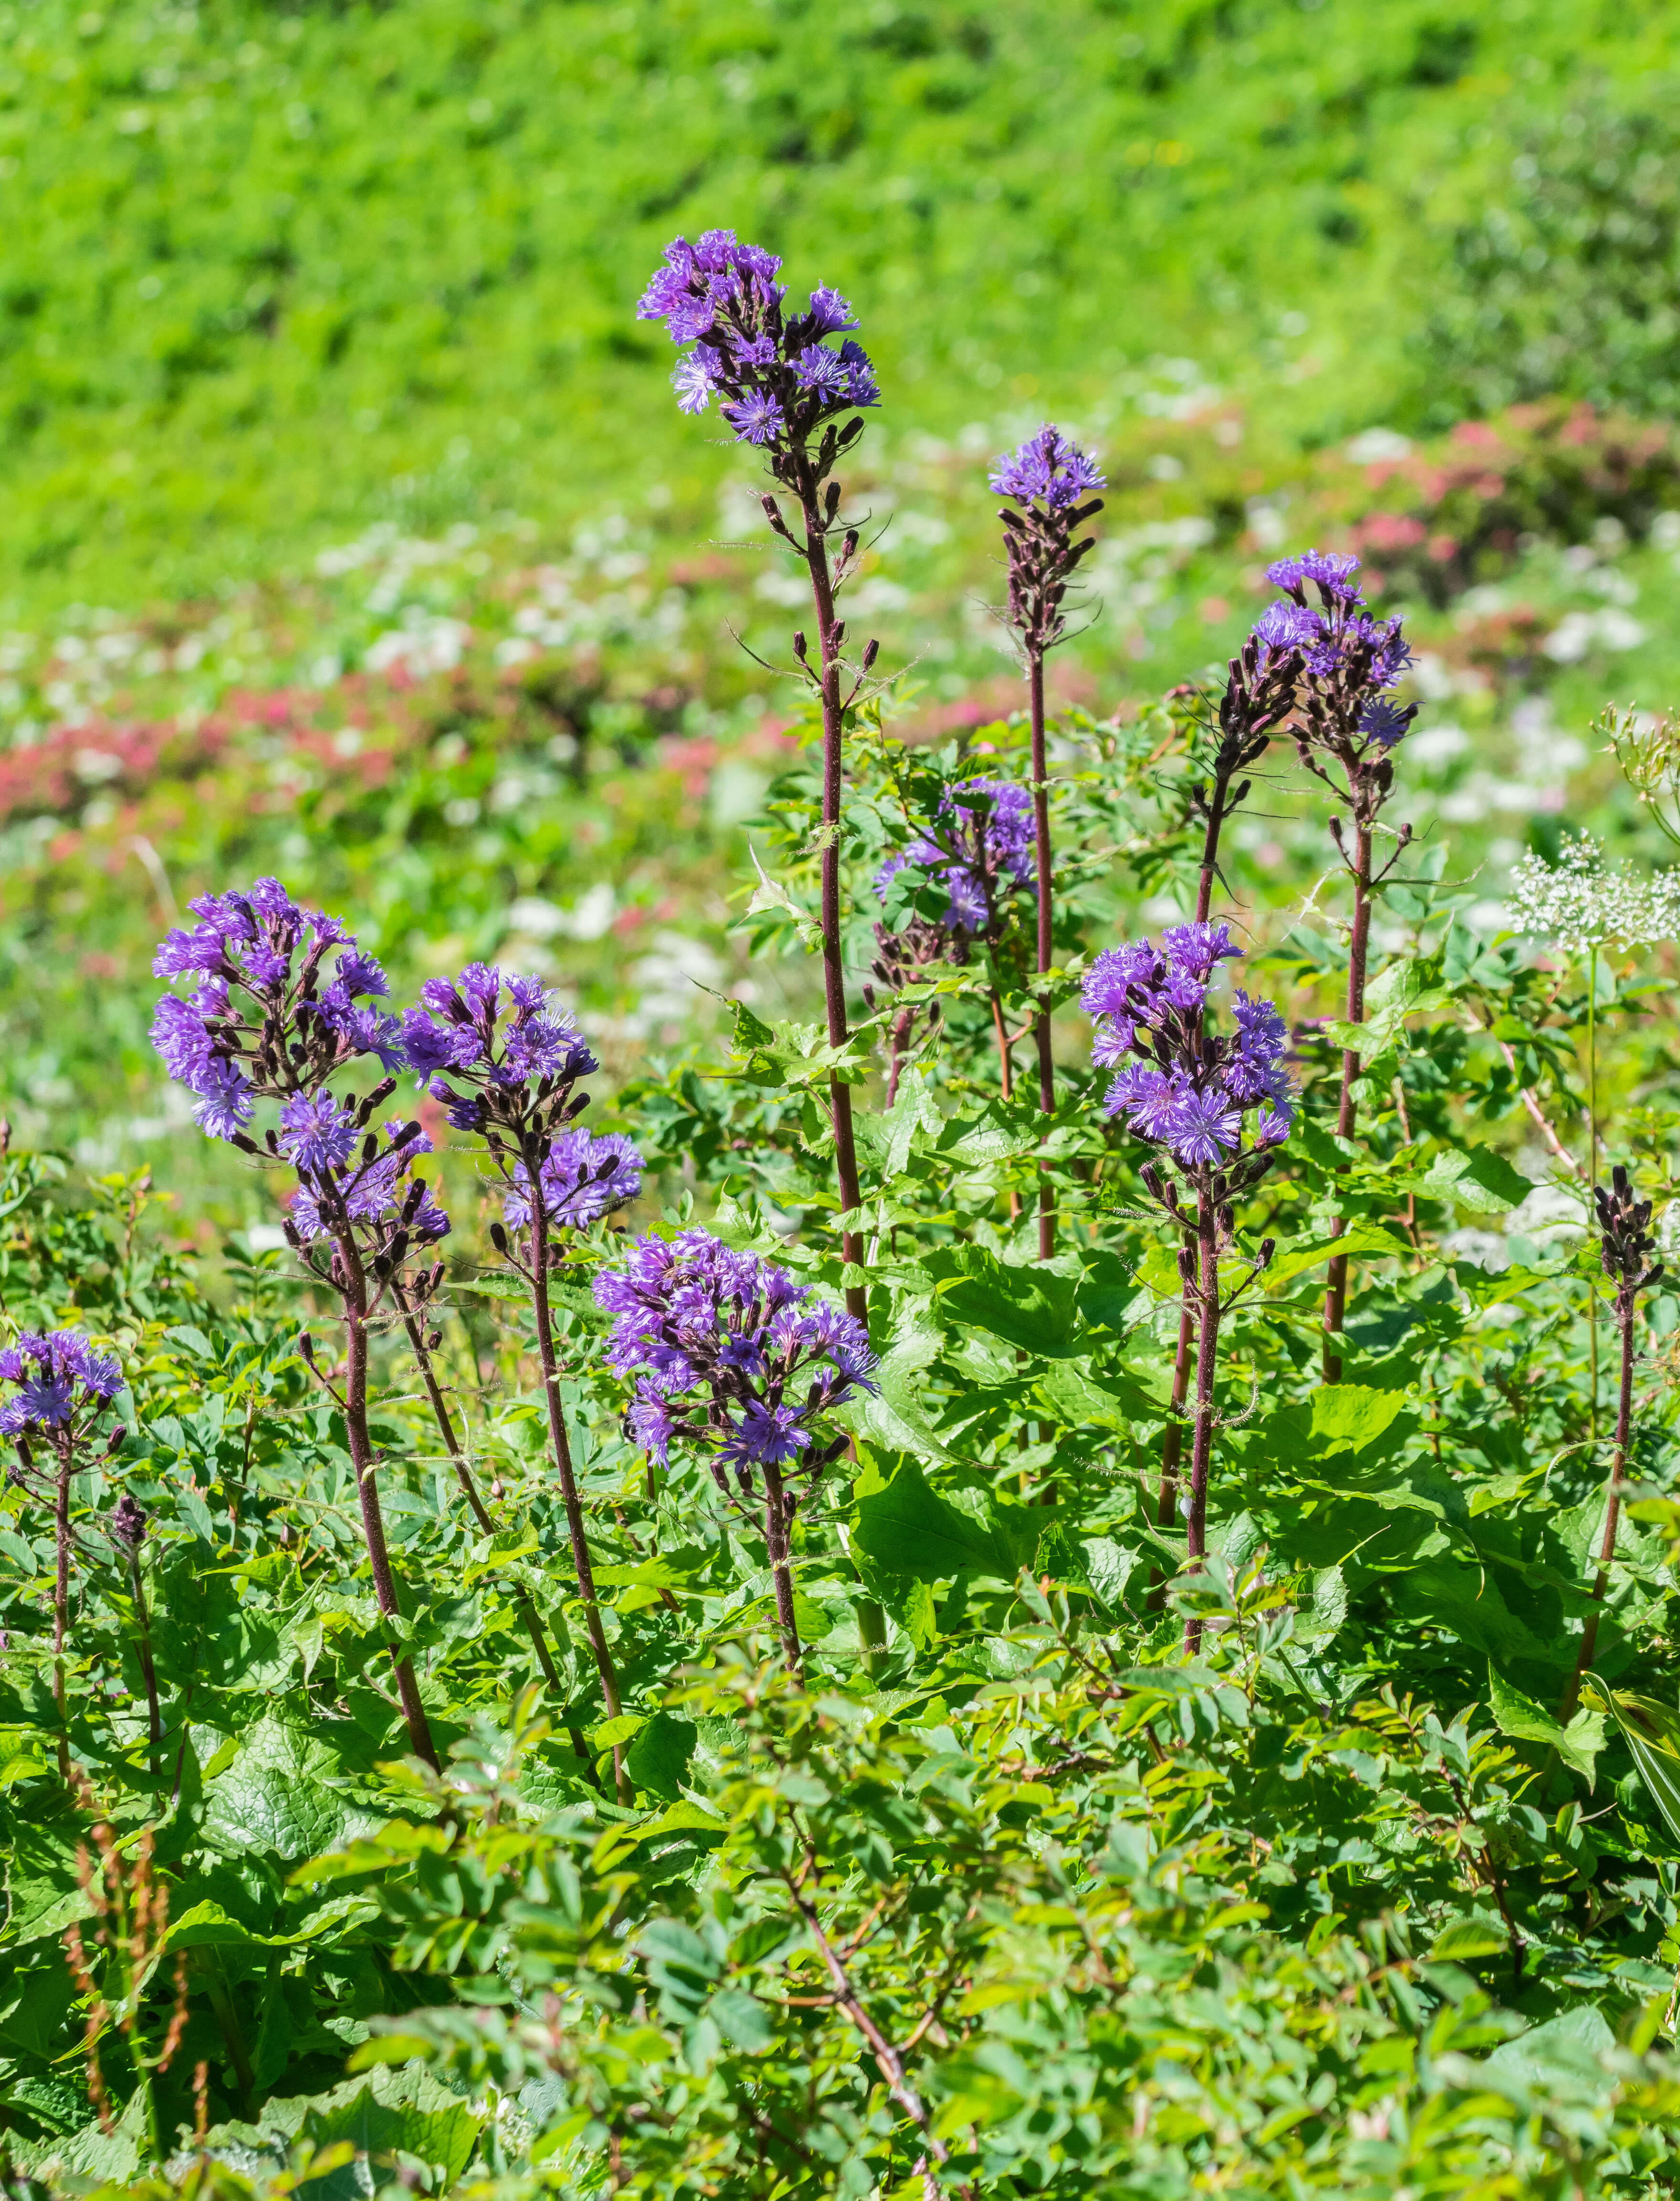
[5,0,1680,1227]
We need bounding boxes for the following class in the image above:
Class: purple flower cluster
[503,1130,642,1234]
[1255,549,1416,750]
[287,1116,450,1246]
[595,1230,876,1499]
[150,878,400,1142]
[990,425,1106,511]
[0,1330,122,1438]
[991,425,1106,663]
[875,778,1036,938]
[639,230,878,451]
[1082,923,1294,1168]
[402,964,598,1134]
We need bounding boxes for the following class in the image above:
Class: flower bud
[489,1222,509,1255]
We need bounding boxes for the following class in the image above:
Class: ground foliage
[2,530,1680,2195]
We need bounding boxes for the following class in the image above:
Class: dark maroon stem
[126,1549,162,1778]
[1559,1289,1637,1724]
[1155,783,1229,1539]
[1182,1189,1221,1654]
[525,1167,630,1804]
[334,1231,440,1771]
[1029,651,1056,1261]
[761,1457,803,1677]
[52,1441,70,1780]
[798,498,868,1327]
[1323,821,1373,1381]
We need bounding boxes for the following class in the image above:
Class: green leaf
[852,1459,1038,1584]
[1488,1663,1605,1781]
[1428,1910,1510,1961]
[1580,1677,1680,1840]
[203,1713,383,1864]
[920,1245,1082,1359]
[1407,1145,1534,1214]
[709,1986,776,2053]
[626,1711,698,1803]
[451,1273,528,1301]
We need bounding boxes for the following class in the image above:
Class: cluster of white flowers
[1506,834,1680,954]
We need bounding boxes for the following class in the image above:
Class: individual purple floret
[874,778,1036,942]
[1082,927,1294,1171]
[639,230,880,457]
[0,1331,122,1438]
[597,1230,874,1667]
[502,1130,643,1234]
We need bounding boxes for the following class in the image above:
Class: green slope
[0,0,1672,614]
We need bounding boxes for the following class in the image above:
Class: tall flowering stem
[403,965,641,1802]
[1559,1164,1663,1723]
[873,776,1036,1119]
[1262,552,1416,1381]
[1083,926,1293,1641]
[993,427,1104,1257]
[108,1494,162,1777]
[640,231,882,1322]
[597,1230,876,1675]
[150,878,443,1769]
[1155,613,1310,1524]
[1,1331,126,1777]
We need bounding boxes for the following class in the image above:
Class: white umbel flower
[1505,834,1680,955]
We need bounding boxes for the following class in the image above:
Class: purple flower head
[722,391,786,447]
[0,1328,123,1438]
[192,1059,255,1142]
[1360,699,1412,749]
[1105,1064,1183,1141]
[1266,548,1363,605]
[1251,599,1321,660]
[1162,921,1241,983]
[672,355,714,414]
[793,343,849,397]
[806,285,857,335]
[278,1092,357,1178]
[990,424,1106,510]
[721,1399,811,1470]
[1162,1084,1243,1166]
[502,1130,643,1234]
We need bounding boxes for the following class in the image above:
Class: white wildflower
[1505,834,1680,954]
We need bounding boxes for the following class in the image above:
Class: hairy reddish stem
[1323,821,1373,1382]
[1559,1287,1637,1724]
[799,500,868,1326]
[335,1232,440,1770]
[526,1169,630,1804]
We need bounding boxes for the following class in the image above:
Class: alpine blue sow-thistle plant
[2,1330,125,1776]
[149,877,443,1767]
[596,1230,875,1671]
[640,228,882,1319]
[402,962,640,1796]
[1260,551,1417,1378]
[1561,1163,1665,1720]
[873,776,1036,1105]
[1085,923,1292,1642]
[992,424,1104,1256]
